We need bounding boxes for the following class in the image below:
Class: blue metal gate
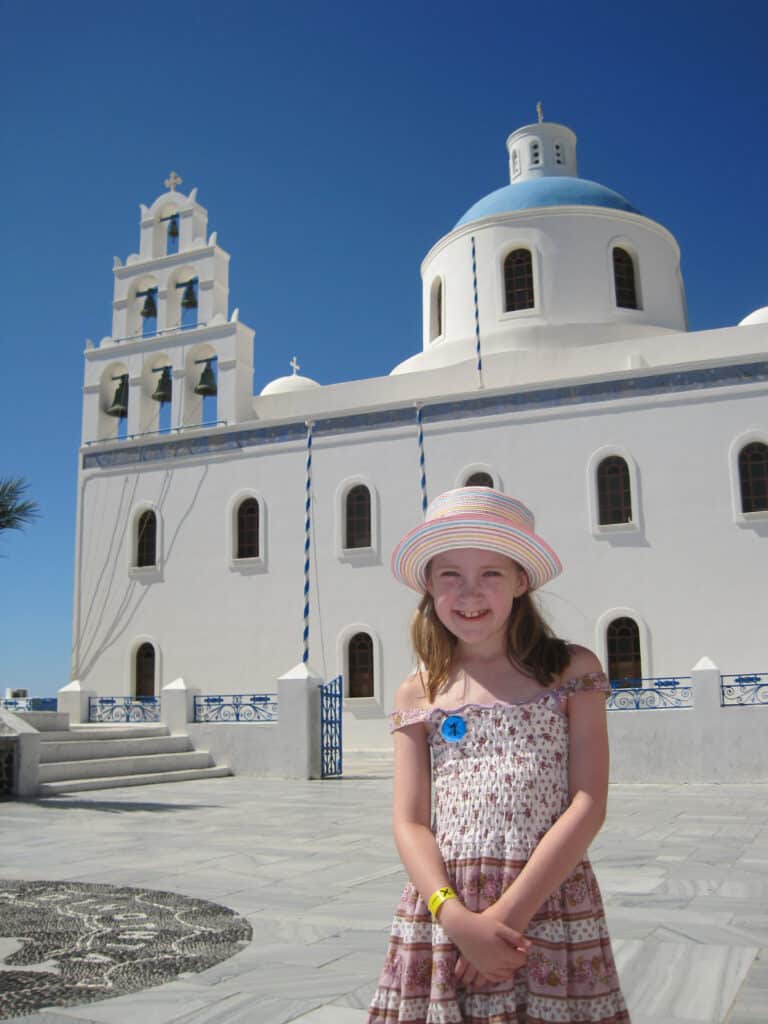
[319,675,343,778]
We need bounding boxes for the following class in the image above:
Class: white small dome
[738,306,768,326]
[260,373,320,396]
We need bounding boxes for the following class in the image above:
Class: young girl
[367,487,630,1023]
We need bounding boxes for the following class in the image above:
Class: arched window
[348,632,374,698]
[503,249,534,311]
[136,511,157,567]
[237,499,260,558]
[430,278,443,341]
[606,618,642,686]
[136,643,155,698]
[597,456,632,524]
[465,471,494,488]
[613,248,639,309]
[511,149,521,178]
[554,142,565,165]
[345,485,371,549]
[739,442,768,513]
[529,141,541,167]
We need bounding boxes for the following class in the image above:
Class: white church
[73,116,768,751]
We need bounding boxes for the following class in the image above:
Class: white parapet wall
[170,663,324,779]
[0,709,41,798]
[606,659,768,783]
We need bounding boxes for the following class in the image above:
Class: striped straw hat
[391,487,562,593]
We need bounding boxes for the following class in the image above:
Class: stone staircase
[31,717,231,795]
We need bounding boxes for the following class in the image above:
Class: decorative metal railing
[193,694,278,723]
[607,677,693,711]
[0,698,57,712]
[720,673,768,707]
[88,697,161,723]
[319,675,343,778]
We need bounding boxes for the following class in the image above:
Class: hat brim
[391,513,562,593]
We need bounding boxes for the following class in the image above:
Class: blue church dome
[455,176,639,228]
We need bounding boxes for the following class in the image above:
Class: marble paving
[0,764,765,1023]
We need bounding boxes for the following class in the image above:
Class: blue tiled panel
[83,360,768,471]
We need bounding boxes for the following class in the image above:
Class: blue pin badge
[441,714,467,742]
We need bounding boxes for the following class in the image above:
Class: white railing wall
[607,658,767,783]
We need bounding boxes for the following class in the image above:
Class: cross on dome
[164,170,183,192]
[290,356,300,375]
[536,101,544,124]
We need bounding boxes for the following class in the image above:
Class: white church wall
[73,373,766,756]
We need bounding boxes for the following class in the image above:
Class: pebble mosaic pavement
[0,881,251,1019]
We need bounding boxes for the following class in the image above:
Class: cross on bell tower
[164,171,183,192]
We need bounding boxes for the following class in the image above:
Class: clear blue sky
[2,1,766,696]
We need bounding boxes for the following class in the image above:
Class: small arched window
[465,471,494,488]
[136,643,155,698]
[529,141,541,167]
[345,485,371,549]
[136,511,157,567]
[503,249,535,312]
[348,632,374,698]
[554,142,565,165]
[597,456,632,524]
[613,248,639,309]
[606,618,642,686]
[511,149,521,178]
[430,278,443,341]
[237,499,260,558]
[739,442,768,513]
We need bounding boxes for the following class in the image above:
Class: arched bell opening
[138,354,173,436]
[183,344,218,427]
[152,203,180,259]
[127,275,160,340]
[100,363,130,441]
[167,266,199,332]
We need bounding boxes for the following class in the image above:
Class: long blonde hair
[411,587,569,703]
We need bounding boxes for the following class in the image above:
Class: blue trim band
[83,360,768,470]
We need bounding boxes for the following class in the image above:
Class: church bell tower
[81,173,255,444]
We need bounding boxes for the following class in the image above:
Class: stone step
[14,711,69,732]
[38,765,232,796]
[39,750,214,783]
[39,735,193,764]
[343,750,393,777]
[40,724,170,742]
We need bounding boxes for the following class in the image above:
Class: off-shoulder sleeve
[561,671,611,696]
[388,707,430,733]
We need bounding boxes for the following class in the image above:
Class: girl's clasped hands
[440,899,530,991]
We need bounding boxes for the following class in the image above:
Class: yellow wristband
[427,886,458,919]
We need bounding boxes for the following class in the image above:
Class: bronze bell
[152,367,172,404]
[168,216,179,239]
[106,376,128,418]
[194,360,217,397]
[140,291,157,319]
[181,281,197,309]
